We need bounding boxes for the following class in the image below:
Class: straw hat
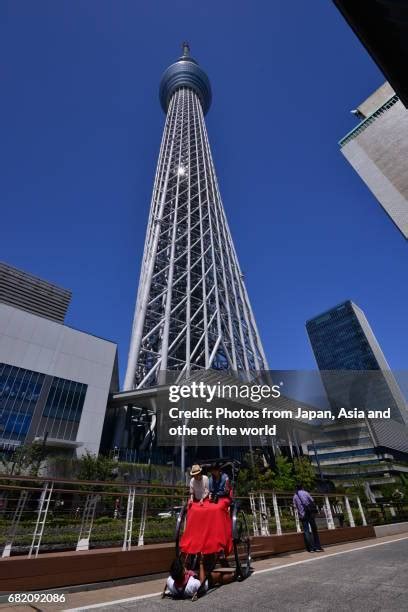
[190,464,202,476]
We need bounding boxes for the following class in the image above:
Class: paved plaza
[2,534,408,612]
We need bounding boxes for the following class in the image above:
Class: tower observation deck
[124,43,268,391]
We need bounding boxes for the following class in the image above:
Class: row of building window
[0,364,45,439]
[0,362,87,445]
[308,437,372,451]
[310,447,376,461]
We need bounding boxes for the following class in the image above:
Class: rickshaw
[174,459,252,583]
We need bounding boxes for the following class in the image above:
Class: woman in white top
[189,464,209,505]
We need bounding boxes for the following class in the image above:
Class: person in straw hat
[189,464,209,506]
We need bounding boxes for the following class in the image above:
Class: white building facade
[0,264,118,457]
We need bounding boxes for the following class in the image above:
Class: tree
[293,457,316,491]
[236,450,269,495]
[0,444,45,516]
[398,474,408,498]
[236,459,260,496]
[346,476,366,500]
[76,451,116,482]
[271,455,295,491]
[0,443,45,477]
[258,468,275,490]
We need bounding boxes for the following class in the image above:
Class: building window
[38,377,87,440]
[0,362,88,447]
[0,363,45,445]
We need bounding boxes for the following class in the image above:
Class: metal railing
[0,476,407,558]
[0,475,188,558]
[247,491,367,536]
[338,94,399,148]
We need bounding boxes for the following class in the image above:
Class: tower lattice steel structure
[124,44,268,391]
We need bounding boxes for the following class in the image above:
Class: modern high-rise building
[305,300,408,492]
[124,44,268,392]
[339,82,408,239]
[0,262,118,456]
[0,262,72,324]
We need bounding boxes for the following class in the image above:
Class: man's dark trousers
[301,510,322,551]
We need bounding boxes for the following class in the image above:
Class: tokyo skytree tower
[124,43,268,391]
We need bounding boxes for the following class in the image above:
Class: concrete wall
[357,82,394,118]
[0,303,117,456]
[341,99,408,239]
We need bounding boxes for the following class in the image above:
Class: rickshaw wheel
[231,503,251,580]
[174,503,204,572]
[175,502,187,558]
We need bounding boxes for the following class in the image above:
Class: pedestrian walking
[293,483,323,553]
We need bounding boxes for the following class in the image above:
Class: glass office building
[307,301,379,370]
[306,300,407,425]
[0,363,88,448]
[306,300,408,492]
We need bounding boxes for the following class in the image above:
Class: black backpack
[296,493,317,516]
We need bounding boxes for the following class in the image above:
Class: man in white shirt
[189,464,209,505]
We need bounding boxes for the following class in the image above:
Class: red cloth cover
[180,498,233,555]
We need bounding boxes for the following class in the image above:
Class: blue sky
[1,0,407,385]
